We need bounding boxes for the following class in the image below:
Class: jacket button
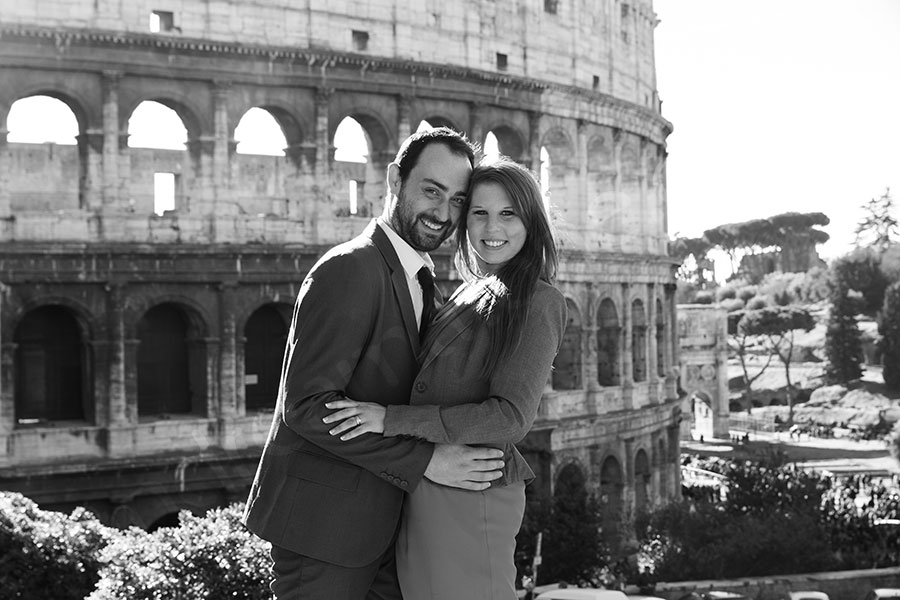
[415,382,427,392]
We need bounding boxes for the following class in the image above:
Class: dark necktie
[417,266,435,340]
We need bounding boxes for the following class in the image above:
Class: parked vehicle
[535,590,629,600]
[789,591,830,600]
[863,590,900,600]
[677,591,748,600]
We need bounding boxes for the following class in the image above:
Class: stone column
[311,87,334,238]
[101,71,121,208]
[527,111,541,173]
[621,282,633,408]
[639,137,650,252]
[78,130,104,211]
[577,120,589,247]
[106,283,128,426]
[185,137,217,215]
[285,142,317,222]
[0,127,10,217]
[212,81,231,204]
[0,341,14,436]
[397,94,412,144]
[647,282,659,403]
[664,282,679,400]
[218,282,238,419]
[611,128,624,252]
[469,102,484,148]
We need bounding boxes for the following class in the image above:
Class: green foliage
[89,504,271,600]
[0,492,113,600]
[716,286,738,301]
[736,285,759,302]
[833,248,890,316]
[854,188,899,252]
[745,296,769,310]
[719,298,744,313]
[637,458,900,582]
[880,281,900,390]
[693,291,714,305]
[825,273,865,384]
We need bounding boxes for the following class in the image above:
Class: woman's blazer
[383,278,567,487]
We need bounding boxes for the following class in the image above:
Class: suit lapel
[418,295,477,371]
[370,222,420,353]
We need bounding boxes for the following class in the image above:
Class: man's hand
[424,444,504,491]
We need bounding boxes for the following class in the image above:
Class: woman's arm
[383,285,567,445]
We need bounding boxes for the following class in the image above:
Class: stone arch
[633,448,651,515]
[242,302,292,412]
[552,297,583,390]
[122,94,205,143]
[13,303,94,426]
[6,89,91,135]
[596,297,620,386]
[242,102,310,148]
[418,115,462,132]
[620,132,641,182]
[135,301,209,418]
[587,131,613,173]
[484,122,526,161]
[554,460,587,498]
[331,107,394,161]
[540,126,574,164]
[631,298,647,382]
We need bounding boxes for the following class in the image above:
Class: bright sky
[654,0,900,265]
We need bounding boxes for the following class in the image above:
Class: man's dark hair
[393,127,476,182]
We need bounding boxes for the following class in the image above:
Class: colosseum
[0,0,680,545]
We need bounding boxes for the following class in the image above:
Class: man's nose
[432,199,451,223]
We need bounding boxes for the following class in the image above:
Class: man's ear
[387,163,402,195]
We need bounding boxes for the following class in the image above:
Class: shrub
[715,287,737,302]
[89,504,272,600]
[880,281,900,390]
[745,296,769,310]
[694,291,714,305]
[736,285,759,302]
[0,492,113,600]
[719,298,744,313]
[825,275,864,384]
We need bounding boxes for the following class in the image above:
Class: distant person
[242,127,506,600]
[325,157,566,598]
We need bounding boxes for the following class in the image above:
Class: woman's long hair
[455,157,559,377]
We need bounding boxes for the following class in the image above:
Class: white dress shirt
[377,218,435,328]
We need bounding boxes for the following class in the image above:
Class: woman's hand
[323,399,386,440]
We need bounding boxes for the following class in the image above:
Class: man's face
[387,143,472,252]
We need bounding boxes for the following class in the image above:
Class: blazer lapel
[370,222,420,353]
[418,296,477,371]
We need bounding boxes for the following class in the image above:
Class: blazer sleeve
[383,284,567,444]
[280,250,434,490]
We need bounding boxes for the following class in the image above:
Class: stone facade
[677,304,730,440]
[0,0,680,536]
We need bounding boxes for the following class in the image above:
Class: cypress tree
[880,281,900,390]
[824,270,864,384]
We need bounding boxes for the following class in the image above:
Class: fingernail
[329,429,337,436]
[325,403,333,408]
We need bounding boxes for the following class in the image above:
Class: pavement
[682,429,899,477]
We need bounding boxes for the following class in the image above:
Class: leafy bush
[719,298,744,313]
[694,291,714,305]
[736,285,759,302]
[716,287,738,302]
[0,492,113,600]
[89,504,272,600]
[880,281,900,390]
[745,296,769,310]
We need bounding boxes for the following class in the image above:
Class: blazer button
[415,382,427,393]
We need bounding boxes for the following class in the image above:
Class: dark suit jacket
[383,278,566,487]
[242,220,435,568]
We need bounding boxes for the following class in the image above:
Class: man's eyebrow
[421,177,449,192]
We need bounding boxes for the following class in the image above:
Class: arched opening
[657,437,668,498]
[128,101,189,215]
[485,126,525,162]
[147,511,181,532]
[334,116,376,217]
[599,456,624,549]
[540,146,551,200]
[137,303,205,418]
[6,95,81,211]
[244,304,291,412]
[552,298,582,390]
[597,298,620,386]
[235,107,286,156]
[14,305,91,426]
[656,298,666,377]
[634,449,650,515]
[632,299,647,382]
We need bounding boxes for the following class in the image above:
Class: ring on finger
[355,416,362,426]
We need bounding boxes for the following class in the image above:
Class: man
[242,127,504,599]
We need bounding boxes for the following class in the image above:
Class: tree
[824,272,864,385]
[669,236,714,286]
[739,306,815,422]
[727,309,776,409]
[855,188,899,252]
[880,281,900,391]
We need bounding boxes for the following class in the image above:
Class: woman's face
[466,181,527,274]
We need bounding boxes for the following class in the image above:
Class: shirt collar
[377,217,434,279]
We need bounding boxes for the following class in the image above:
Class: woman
[324,157,566,599]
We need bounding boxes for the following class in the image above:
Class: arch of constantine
[0,0,680,537]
